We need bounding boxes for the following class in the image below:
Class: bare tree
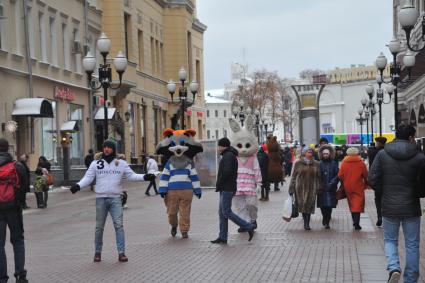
[276,78,298,142]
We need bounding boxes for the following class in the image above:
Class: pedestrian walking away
[229,116,261,231]
[0,138,29,283]
[367,136,387,227]
[211,137,254,244]
[369,124,425,283]
[289,146,320,230]
[18,155,30,210]
[145,155,159,196]
[257,145,269,201]
[338,147,368,231]
[69,139,155,263]
[267,136,284,191]
[317,145,339,229]
[84,149,95,191]
[33,168,48,209]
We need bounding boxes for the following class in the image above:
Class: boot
[259,187,265,201]
[303,213,311,230]
[93,252,101,262]
[352,213,362,230]
[15,275,28,283]
[118,253,128,262]
[265,189,269,201]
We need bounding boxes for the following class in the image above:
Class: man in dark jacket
[18,154,30,210]
[257,146,269,201]
[0,139,28,283]
[367,137,387,227]
[369,125,425,283]
[211,138,254,244]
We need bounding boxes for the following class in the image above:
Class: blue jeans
[383,216,421,283]
[0,208,26,283]
[218,191,253,241]
[95,197,125,254]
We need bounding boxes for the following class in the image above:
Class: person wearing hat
[211,137,254,244]
[317,145,339,229]
[338,147,368,230]
[257,145,269,201]
[289,146,320,230]
[367,136,387,227]
[70,139,156,263]
[0,138,29,283]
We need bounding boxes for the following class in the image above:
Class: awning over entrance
[94,108,116,120]
[12,98,53,118]
[60,120,78,133]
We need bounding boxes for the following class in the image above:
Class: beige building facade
[0,0,206,176]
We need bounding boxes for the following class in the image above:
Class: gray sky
[197,0,393,90]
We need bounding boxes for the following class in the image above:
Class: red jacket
[338,155,368,212]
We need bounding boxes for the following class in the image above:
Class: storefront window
[69,103,84,165]
[128,102,136,158]
[40,101,58,166]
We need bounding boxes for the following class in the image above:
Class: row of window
[206,109,228,118]
[206,129,228,140]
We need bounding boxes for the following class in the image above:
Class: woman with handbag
[317,145,339,229]
[338,147,368,230]
[289,147,320,230]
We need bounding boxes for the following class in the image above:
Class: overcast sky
[197,0,393,90]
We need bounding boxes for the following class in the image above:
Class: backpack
[0,161,20,209]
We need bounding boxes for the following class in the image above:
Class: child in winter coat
[34,168,48,208]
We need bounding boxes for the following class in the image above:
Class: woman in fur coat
[289,147,320,230]
[317,145,339,229]
[267,136,284,191]
[338,147,368,230]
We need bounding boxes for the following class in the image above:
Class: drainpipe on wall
[23,0,35,153]
[83,0,95,150]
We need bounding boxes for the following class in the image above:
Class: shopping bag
[291,197,299,218]
[282,196,293,222]
[336,183,346,200]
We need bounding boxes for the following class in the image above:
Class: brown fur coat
[267,136,284,182]
[289,158,320,214]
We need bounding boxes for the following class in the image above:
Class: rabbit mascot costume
[156,128,203,239]
[229,115,262,231]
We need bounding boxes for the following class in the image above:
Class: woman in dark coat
[257,146,269,201]
[289,147,320,230]
[37,156,51,207]
[317,145,339,229]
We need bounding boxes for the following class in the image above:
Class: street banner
[194,140,219,188]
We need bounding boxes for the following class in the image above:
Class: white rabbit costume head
[229,115,258,158]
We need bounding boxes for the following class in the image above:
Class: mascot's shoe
[171,226,177,237]
[118,253,128,262]
[93,252,101,262]
[181,232,189,238]
[210,238,227,244]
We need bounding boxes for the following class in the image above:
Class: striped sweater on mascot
[156,128,203,239]
[229,115,262,231]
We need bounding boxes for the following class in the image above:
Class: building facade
[0,0,206,176]
[204,90,232,140]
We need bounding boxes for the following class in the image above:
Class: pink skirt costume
[234,156,262,222]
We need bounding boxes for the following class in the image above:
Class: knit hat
[0,138,9,152]
[218,137,230,148]
[346,147,359,156]
[103,139,116,153]
[302,146,314,156]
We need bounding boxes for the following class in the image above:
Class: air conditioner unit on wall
[72,41,82,54]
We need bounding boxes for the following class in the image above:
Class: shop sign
[196,111,203,118]
[55,87,75,101]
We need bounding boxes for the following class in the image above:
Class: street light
[82,33,127,141]
[254,109,260,143]
[167,67,199,130]
[398,2,425,52]
[361,98,371,145]
[356,108,365,146]
[364,85,376,141]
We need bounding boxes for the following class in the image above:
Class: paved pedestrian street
[5,182,425,283]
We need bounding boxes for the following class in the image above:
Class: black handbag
[291,196,299,218]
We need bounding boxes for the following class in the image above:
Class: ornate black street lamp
[82,33,128,141]
[361,98,371,145]
[356,108,366,147]
[232,101,250,127]
[167,67,199,130]
[398,3,425,52]
[254,109,260,143]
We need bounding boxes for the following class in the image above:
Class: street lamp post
[361,98,370,145]
[254,109,260,143]
[365,84,376,141]
[167,67,199,130]
[82,33,128,141]
[398,3,425,52]
[356,108,365,147]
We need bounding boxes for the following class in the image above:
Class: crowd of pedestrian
[1,122,425,283]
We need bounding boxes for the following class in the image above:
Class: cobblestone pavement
[4,181,425,282]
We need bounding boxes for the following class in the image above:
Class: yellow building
[328,64,390,84]
[0,0,102,170]
[93,0,206,163]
